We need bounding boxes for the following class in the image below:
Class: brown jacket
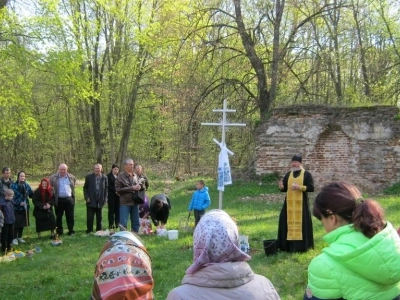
[115,171,138,206]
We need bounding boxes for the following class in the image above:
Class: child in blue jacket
[188,180,211,226]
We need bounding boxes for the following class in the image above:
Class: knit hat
[292,155,302,163]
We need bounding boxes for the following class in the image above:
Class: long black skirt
[34,208,56,232]
[14,210,30,229]
[277,196,314,253]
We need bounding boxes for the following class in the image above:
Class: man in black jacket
[106,164,120,230]
[83,164,108,234]
[149,194,171,230]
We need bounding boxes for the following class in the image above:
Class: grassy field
[0,176,399,300]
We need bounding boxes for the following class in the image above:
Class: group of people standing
[0,168,37,251]
[0,164,78,251]
[0,159,174,253]
[0,168,54,250]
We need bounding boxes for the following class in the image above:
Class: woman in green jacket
[304,181,400,300]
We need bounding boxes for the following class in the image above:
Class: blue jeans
[119,205,140,232]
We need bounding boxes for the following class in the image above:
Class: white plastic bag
[156,228,168,237]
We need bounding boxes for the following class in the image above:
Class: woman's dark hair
[17,171,25,182]
[313,181,385,238]
[111,164,119,169]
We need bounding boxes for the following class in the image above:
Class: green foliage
[0,46,37,142]
[3,0,400,178]
[382,181,400,195]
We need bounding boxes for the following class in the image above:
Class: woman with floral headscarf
[166,209,281,300]
[32,178,56,239]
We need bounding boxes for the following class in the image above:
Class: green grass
[0,177,399,299]
[383,181,400,195]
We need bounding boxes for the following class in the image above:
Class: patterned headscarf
[186,209,251,275]
[91,232,154,299]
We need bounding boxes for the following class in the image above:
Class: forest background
[1,0,400,178]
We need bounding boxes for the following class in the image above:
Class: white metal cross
[201,99,246,209]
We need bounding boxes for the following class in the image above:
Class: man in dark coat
[106,164,120,230]
[277,154,314,253]
[149,194,171,230]
[83,164,108,234]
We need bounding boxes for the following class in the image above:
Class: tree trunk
[269,0,285,111]
[116,70,145,165]
[88,61,103,164]
[352,0,370,97]
[233,0,270,121]
[91,97,102,163]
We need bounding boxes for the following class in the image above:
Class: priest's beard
[292,167,302,172]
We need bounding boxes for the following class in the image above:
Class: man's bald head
[59,164,68,176]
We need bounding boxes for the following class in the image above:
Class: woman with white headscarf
[166,209,281,300]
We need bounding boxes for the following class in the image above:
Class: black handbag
[132,190,145,204]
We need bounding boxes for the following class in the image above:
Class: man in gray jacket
[83,164,108,234]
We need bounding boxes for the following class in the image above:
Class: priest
[277,154,315,253]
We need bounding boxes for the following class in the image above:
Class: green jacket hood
[323,221,400,285]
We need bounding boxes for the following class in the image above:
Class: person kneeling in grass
[149,194,171,232]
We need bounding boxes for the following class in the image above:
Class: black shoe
[50,234,56,240]
[67,231,75,236]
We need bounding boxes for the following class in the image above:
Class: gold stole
[286,169,304,240]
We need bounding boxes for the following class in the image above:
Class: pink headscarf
[186,209,251,275]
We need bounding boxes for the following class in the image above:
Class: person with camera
[115,159,142,233]
[134,164,149,191]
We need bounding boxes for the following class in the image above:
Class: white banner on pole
[217,144,233,191]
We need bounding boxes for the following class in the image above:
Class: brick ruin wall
[255,105,400,193]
